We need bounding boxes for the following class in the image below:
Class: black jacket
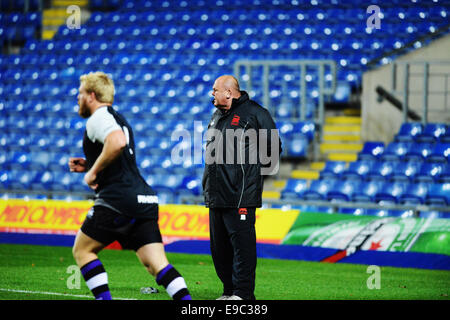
[202,91,282,208]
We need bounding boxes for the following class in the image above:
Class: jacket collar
[230,91,249,110]
[213,91,249,116]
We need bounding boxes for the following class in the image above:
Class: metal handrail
[390,60,450,124]
[376,86,421,121]
[233,59,337,144]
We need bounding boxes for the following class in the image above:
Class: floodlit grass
[0,244,448,300]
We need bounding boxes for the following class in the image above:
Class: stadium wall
[362,34,450,144]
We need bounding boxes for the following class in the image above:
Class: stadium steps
[343,107,362,117]
[275,114,362,202]
[291,169,320,180]
[42,0,90,40]
[320,115,362,162]
[262,162,293,200]
[262,179,287,200]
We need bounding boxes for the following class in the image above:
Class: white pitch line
[0,288,137,300]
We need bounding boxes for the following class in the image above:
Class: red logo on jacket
[231,114,240,126]
[239,208,248,215]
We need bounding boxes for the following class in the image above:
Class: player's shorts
[80,205,162,251]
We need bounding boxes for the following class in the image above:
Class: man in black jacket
[203,75,281,300]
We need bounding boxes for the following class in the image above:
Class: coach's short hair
[80,71,114,104]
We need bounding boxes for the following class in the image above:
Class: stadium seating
[394,122,423,142]
[0,9,41,47]
[404,142,434,162]
[351,180,384,203]
[366,161,397,181]
[414,162,445,183]
[425,183,450,206]
[380,142,412,161]
[326,179,361,202]
[357,141,385,160]
[374,181,408,204]
[440,164,450,183]
[319,161,347,179]
[427,143,450,163]
[302,179,337,201]
[415,123,447,143]
[281,179,309,200]
[1,0,449,214]
[399,182,429,205]
[391,161,421,182]
[286,119,449,218]
[342,160,374,181]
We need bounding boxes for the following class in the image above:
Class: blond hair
[80,71,114,104]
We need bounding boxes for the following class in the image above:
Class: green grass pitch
[0,244,448,300]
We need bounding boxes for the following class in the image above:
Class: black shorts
[80,205,162,251]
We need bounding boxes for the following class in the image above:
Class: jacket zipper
[237,121,249,208]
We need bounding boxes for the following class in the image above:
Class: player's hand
[68,157,87,173]
[84,170,98,190]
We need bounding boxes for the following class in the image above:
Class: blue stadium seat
[150,174,184,193]
[440,129,450,143]
[0,170,11,190]
[391,161,421,182]
[276,121,295,137]
[281,179,308,199]
[427,143,450,163]
[357,141,384,160]
[179,176,202,196]
[285,135,309,157]
[294,121,315,142]
[302,179,336,200]
[366,161,396,181]
[342,160,374,180]
[28,134,52,151]
[4,133,30,152]
[380,142,412,161]
[0,151,9,169]
[404,143,434,162]
[30,171,54,191]
[439,164,450,183]
[337,207,366,216]
[29,151,51,171]
[375,181,408,204]
[319,161,347,179]
[9,151,32,170]
[415,123,447,143]
[326,179,361,202]
[399,182,429,204]
[351,180,383,202]
[138,155,161,172]
[394,122,422,142]
[8,170,37,190]
[414,162,445,183]
[425,183,450,206]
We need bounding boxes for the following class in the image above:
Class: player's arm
[84,129,127,189]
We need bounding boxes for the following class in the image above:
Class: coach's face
[77,84,92,118]
[212,79,231,110]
